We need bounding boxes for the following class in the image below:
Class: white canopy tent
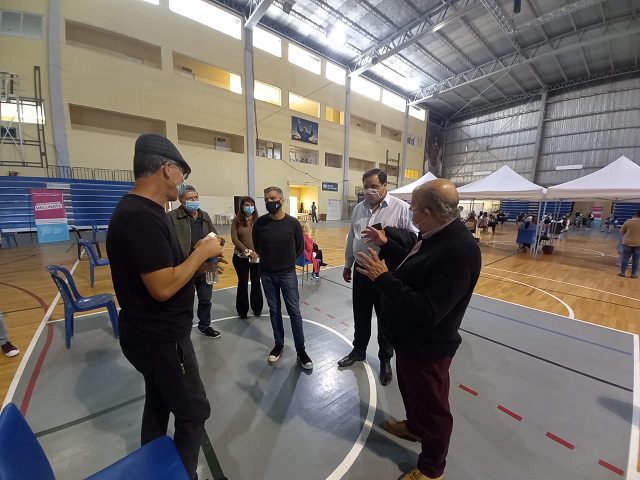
[457,165,545,200]
[388,171,438,201]
[545,156,640,201]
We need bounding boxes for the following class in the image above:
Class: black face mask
[265,201,281,215]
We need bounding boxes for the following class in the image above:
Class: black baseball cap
[135,133,191,176]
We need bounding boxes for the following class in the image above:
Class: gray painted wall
[441,77,640,186]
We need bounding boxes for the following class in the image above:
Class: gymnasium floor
[1,221,639,479]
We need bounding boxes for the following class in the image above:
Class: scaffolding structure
[0,67,48,167]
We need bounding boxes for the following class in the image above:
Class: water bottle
[205,257,219,285]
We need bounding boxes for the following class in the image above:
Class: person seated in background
[1,311,19,357]
[497,211,508,225]
[464,212,477,234]
[301,221,320,279]
[516,216,536,252]
[488,211,497,234]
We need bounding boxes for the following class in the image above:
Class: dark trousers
[194,273,213,330]
[397,352,453,478]
[232,254,263,316]
[311,212,318,222]
[121,337,211,480]
[352,266,393,361]
[261,269,305,352]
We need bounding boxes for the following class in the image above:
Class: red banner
[31,189,69,243]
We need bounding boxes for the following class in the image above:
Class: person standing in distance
[311,201,318,223]
[168,185,222,339]
[252,186,312,370]
[357,179,481,480]
[107,133,223,480]
[340,168,417,386]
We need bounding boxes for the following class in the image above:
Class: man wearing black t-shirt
[252,186,312,369]
[107,133,223,480]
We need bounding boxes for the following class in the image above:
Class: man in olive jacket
[168,185,222,338]
[356,179,481,480]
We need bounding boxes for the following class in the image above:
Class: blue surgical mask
[176,182,187,197]
[243,205,255,215]
[184,200,199,212]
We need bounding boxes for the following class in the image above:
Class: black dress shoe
[338,350,366,367]
[379,360,393,386]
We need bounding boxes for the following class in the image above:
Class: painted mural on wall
[291,116,319,145]
[425,119,444,177]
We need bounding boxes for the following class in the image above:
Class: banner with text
[31,189,70,243]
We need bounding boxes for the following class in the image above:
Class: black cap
[135,133,191,175]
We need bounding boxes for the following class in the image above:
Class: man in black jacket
[356,179,481,480]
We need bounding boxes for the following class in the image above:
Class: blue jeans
[621,245,640,277]
[261,270,305,352]
[194,273,213,330]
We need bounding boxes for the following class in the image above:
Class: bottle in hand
[206,257,219,285]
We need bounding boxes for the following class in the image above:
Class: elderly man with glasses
[107,133,223,479]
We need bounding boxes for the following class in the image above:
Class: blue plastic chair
[0,403,189,480]
[0,227,17,248]
[47,265,119,349]
[516,224,537,252]
[91,220,108,243]
[79,239,110,288]
[295,254,313,286]
[0,403,55,480]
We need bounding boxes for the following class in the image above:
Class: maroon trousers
[396,352,453,478]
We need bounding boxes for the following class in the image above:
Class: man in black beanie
[107,133,223,479]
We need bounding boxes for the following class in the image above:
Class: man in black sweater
[252,186,313,370]
[356,179,481,480]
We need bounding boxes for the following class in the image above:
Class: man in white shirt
[340,168,417,385]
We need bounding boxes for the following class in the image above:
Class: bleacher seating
[613,202,640,223]
[0,176,132,234]
[500,200,573,221]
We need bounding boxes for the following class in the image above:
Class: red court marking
[497,405,522,421]
[302,301,310,305]
[326,314,335,319]
[314,307,322,312]
[598,460,623,476]
[20,322,54,415]
[545,432,575,450]
[458,384,479,396]
[0,281,48,312]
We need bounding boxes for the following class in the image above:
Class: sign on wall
[31,189,69,243]
[322,182,339,192]
[291,116,319,145]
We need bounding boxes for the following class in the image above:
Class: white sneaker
[268,345,284,363]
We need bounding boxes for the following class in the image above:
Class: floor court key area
[5,267,639,480]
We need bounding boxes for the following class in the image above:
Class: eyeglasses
[169,162,189,180]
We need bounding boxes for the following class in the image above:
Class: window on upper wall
[351,76,380,101]
[289,145,319,165]
[288,43,321,75]
[325,153,342,168]
[350,114,376,134]
[253,26,281,57]
[406,135,423,148]
[382,89,406,112]
[173,52,242,94]
[289,92,320,118]
[257,139,282,159]
[169,0,241,40]
[0,10,43,39]
[325,106,344,125]
[381,125,402,142]
[254,81,281,106]
[404,168,420,180]
[326,61,346,85]
[409,106,426,121]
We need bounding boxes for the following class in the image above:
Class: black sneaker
[198,327,221,338]
[268,344,284,363]
[297,350,313,370]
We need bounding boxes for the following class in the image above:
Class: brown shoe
[383,419,420,442]
[398,468,443,480]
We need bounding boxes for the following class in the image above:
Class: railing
[46,165,134,183]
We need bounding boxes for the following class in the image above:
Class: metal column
[243,27,256,198]
[400,103,409,186]
[531,89,548,183]
[48,0,70,168]
[342,76,351,221]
